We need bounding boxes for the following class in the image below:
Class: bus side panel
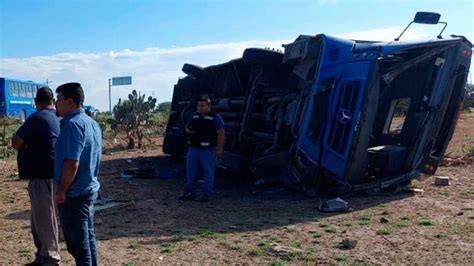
[1,78,40,120]
[0,78,5,115]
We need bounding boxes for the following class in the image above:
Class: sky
[0,0,473,111]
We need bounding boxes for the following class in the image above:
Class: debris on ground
[94,198,134,212]
[121,168,159,179]
[434,176,450,186]
[380,217,390,223]
[440,155,473,166]
[318,197,352,213]
[338,238,357,250]
[271,244,304,257]
[404,187,425,194]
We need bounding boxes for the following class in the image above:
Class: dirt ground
[1,113,473,265]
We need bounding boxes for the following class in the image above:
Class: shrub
[110,90,157,149]
[465,145,474,157]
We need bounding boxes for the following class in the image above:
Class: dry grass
[1,113,473,264]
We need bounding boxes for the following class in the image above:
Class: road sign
[109,76,132,112]
[112,76,132,86]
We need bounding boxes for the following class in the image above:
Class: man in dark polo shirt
[12,87,61,265]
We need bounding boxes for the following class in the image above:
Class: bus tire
[182,63,205,78]
[242,48,283,65]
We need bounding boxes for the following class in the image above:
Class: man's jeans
[58,192,98,266]
[186,147,216,197]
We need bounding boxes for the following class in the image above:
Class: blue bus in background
[84,105,99,118]
[0,77,46,122]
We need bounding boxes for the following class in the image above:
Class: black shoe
[178,192,195,200]
[25,258,59,266]
[199,196,211,202]
[24,261,42,266]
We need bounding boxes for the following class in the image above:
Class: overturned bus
[163,12,472,194]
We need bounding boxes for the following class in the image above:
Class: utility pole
[108,76,132,113]
[108,78,112,113]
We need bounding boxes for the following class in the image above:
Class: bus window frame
[21,84,28,97]
[9,81,19,97]
[28,84,33,98]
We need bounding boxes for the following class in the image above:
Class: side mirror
[395,11,447,41]
[413,12,440,24]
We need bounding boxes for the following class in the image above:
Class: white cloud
[1,26,471,111]
[0,40,286,111]
[339,26,431,42]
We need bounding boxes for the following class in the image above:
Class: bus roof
[0,77,47,87]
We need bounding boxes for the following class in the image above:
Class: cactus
[110,90,157,149]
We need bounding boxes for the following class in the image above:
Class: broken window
[383,98,411,135]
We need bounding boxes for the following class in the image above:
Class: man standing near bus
[12,87,61,265]
[54,82,102,265]
[179,96,225,202]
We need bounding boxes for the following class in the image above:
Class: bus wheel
[20,110,26,123]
